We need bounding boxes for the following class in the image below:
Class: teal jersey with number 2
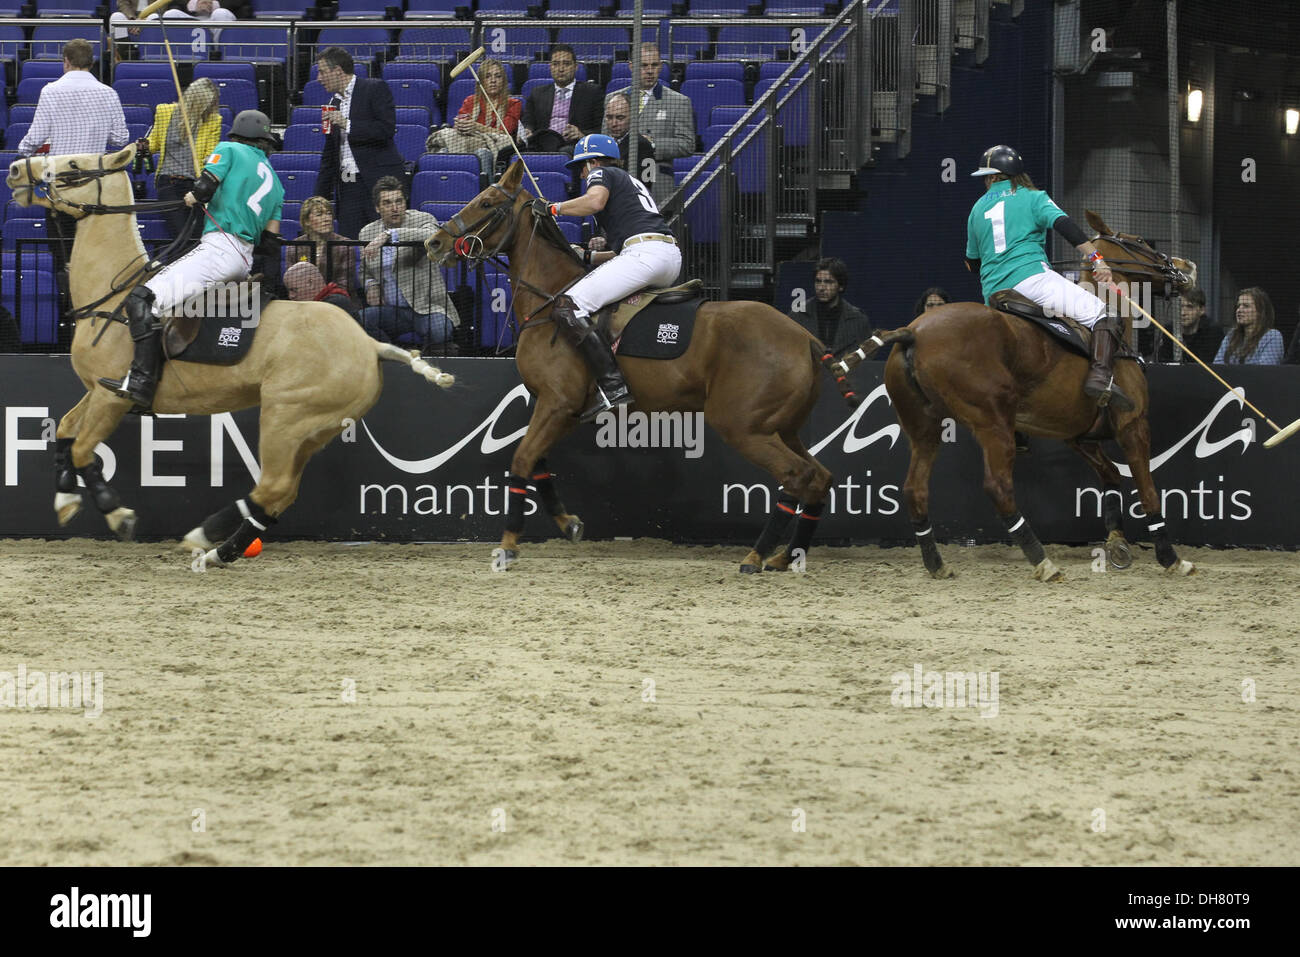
[200,141,285,244]
[965,181,1066,304]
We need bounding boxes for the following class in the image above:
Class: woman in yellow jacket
[139,77,221,244]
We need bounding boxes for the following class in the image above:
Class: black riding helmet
[970,144,1024,177]
[229,109,282,154]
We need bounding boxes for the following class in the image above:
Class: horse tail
[375,343,456,389]
[821,329,915,408]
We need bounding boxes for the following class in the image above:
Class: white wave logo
[363,384,532,474]
[809,384,901,456]
[1114,388,1254,477]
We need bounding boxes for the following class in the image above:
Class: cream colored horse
[6,144,453,566]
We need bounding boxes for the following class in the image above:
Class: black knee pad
[76,458,118,513]
[504,474,531,534]
[54,437,76,493]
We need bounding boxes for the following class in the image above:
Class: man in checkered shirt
[17,39,130,332]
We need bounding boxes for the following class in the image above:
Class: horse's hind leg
[971,423,1063,582]
[759,431,833,572]
[1068,439,1132,569]
[888,381,954,579]
[1112,413,1195,575]
[59,389,137,539]
[740,491,798,573]
[529,457,584,543]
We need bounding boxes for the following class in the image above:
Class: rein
[1051,232,1190,294]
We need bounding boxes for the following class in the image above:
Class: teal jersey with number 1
[200,141,285,244]
[965,181,1066,303]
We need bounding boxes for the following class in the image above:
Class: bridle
[434,180,585,327]
[16,152,194,326]
[1054,231,1192,296]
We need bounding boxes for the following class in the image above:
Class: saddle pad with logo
[169,317,259,365]
[610,297,702,360]
[165,283,269,364]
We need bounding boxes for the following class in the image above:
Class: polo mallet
[1109,283,1300,449]
[138,0,203,179]
[449,46,545,200]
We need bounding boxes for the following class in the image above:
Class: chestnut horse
[424,160,832,571]
[834,211,1197,581]
[6,145,453,566]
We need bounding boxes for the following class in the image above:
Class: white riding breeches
[567,238,683,317]
[145,230,254,315]
[1013,265,1108,328]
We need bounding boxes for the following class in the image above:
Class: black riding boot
[99,286,162,409]
[1082,316,1136,412]
[553,295,633,423]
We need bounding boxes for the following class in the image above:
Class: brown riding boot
[553,295,633,423]
[1083,316,1136,412]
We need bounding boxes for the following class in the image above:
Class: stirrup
[579,383,632,423]
[1084,377,1135,413]
[98,369,157,410]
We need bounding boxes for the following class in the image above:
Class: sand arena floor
[0,537,1295,866]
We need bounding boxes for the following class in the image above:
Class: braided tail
[822,329,915,408]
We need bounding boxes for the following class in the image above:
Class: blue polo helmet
[567,133,621,169]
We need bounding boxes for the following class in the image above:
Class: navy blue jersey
[584,163,667,252]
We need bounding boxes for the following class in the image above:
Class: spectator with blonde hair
[425,57,521,161]
[295,195,356,300]
[1214,287,1283,365]
[142,77,221,244]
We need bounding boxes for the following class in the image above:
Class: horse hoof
[199,548,229,571]
[490,547,518,572]
[563,517,584,543]
[739,563,761,574]
[181,525,213,552]
[1165,559,1196,576]
[763,559,789,573]
[1106,536,1133,570]
[1033,558,1064,583]
[929,564,955,580]
[54,492,82,526]
[107,507,137,541]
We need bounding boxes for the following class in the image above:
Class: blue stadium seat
[685,61,745,82]
[556,27,632,62]
[193,62,258,85]
[395,106,433,127]
[291,106,321,126]
[758,60,809,81]
[138,25,213,62]
[30,26,102,62]
[704,122,765,193]
[387,79,439,117]
[766,0,833,13]
[113,62,174,84]
[415,153,482,176]
[516,154,573,176]
[319,27,393,65]
[8,105,36,126]
[122,105,155,127]
[716,25,795,60]
[279,202,300,240]
[279,171,316,202]
[282,124,326,153]
[395,27,472,62]
[473,25,548,63]
[382,62,442,83]
[753,76,810,148]
[548,0,602,15]
[529,171,573,203]
[680,79,747,137]
[411,170,481,204]
[271,152,322,174]
[301,81,331,107]
[673,159,720,243]
[475,0,527,12]
[614,0,673,17]
[127,122,151,143]
[35,0,98,14]
[19,61,64,83]
[665,25,713,62]
[217,26,290,63]
[394,125,428,164]
[710,105,750,128]
[445,76,477,115]
[248,0,308,17]
[16,77,53,105]
[135,217,171,244]
[2,268,59,344]
[419,202,466,223]
[212,79,259,117]
[0,26,25,64]
[4,125,30,151]
[3,216,52,250]
[406,0,461,17]
[113,79,177,111]
[690,0,749,12]
[335,0,389,16]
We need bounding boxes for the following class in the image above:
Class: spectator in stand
[1170,286,1223,365]
[912,286,951,317]
[520,44,604,154]
[142,77,221,245]
[357,176,461,354]
[425,57,521,175]
[16,39,130,336]
[294,195,355,300]
[1214,287,1283,365]
[285,261,358,319]
[602,92,655,190]
[109,0,157,61]
[605,42,696,209]
[790,257,874,357]
[312,46,406,241]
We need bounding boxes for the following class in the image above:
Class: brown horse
[833,211,1197,580]
[424,159,832,571]
[6,145,453,565]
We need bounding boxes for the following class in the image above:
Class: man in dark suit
[311,46,406,240]
[520,44,604,153]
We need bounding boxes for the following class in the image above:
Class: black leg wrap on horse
[786,501,824,557]
[911,517,945,574]
[215,498,275,565]
[1102,488,1123,534]
[753,492,799,556]
[54,437,77,493]
[1146,514,1178,568]
[1003,510,1046,566]
[530,459,566,517]
[201,501,247,544]
[504,473,531,534]
[76,458,119,513]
